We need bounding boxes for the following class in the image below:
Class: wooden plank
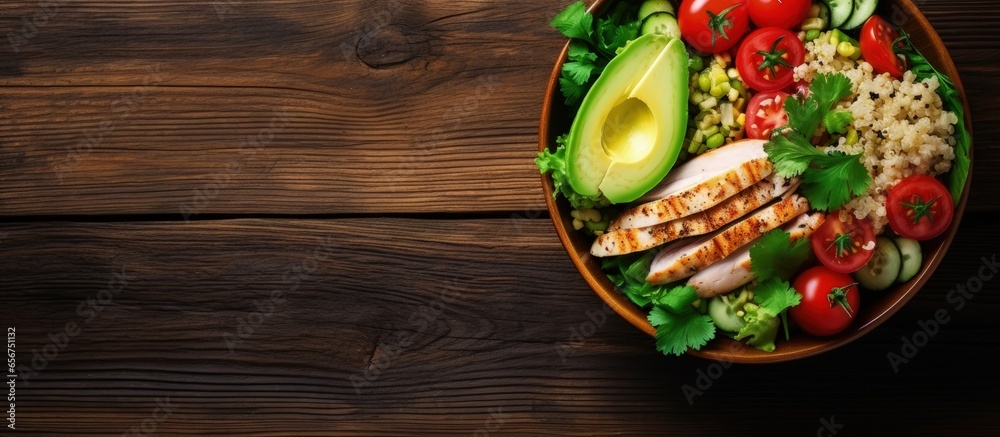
[1,215,997,434]
[0,0,997,216]
[0,0,564,216]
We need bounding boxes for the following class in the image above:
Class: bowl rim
[537,0,974,363]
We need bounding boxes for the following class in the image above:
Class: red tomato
[679,0,750,53]
[860,15,906,79]
[736,27,805,91]
[886,175,954,240]
[790,266,861,336]
[811,210,876,273]
[744,91,789,139]
[747,0,811,29]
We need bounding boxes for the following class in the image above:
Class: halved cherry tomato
[860,15,906,79]
[747,0,811,30]
[679,0,750,53]
[736,27,805,91]
[744,91,789,139]
[811,210,876,273]
[790,266,860,336]
[886,175,954,240]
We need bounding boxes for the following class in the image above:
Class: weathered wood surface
[1,0,999,435]
[1,217,998,435]
[0,0,998,216]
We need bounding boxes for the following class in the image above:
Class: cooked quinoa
[793,32,958,233]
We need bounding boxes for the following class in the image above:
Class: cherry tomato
[679,0,750,53]
[744,91,789,139]
[860,15,906,79]
[790,266,861,336]
[811,210,876,273]
[736,27,805,91]
[747,0,811,29]
[886,175,954,240]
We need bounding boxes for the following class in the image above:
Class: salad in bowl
[537,0,971,360]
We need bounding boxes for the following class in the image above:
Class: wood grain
[2,216,998,434]
[0,0,997,216]
[2,0,999,434]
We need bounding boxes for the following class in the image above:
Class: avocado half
[565,34,689,204]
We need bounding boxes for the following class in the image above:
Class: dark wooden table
[1,0,998,435]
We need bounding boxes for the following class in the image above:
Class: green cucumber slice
[638,0,675,22]
[640,12,681,39]
[842,0,879,30]
[894,237,923,283]
[823,0,854,28]
[854,236,901,291]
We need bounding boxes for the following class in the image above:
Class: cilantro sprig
[749,229,811,281]
[550,1,640,106]
[648,286,716,356]
[604,254,716,356]
[764,72,871,211]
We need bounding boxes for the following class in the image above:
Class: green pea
[698,73,711,92]
[707,133,725,149]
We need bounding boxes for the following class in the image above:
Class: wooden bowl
[538,0,973,363]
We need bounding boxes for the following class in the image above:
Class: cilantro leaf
[649,305,716,356]
[557,77,587,106]
[651,285,699,313]
[809,72,853,115]
[595,17,639,55]
[594,1,640,55]
[764,130,825,178]
[785,73,852,137]
[567,40,598,63]
[766,72,871,211]
[800,151,872,211]
[752,278,801,315]
[748,230,811,281]
[550,1,593,43]
[562,61,596,86]
[784,93,823,139]
[822,110,854,135]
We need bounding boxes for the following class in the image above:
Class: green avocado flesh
[566,34,689,204]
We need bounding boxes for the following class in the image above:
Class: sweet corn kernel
[837,42,856,58]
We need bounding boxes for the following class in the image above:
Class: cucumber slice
[640,12,681,38]
[638,0,676,22]
[817,3,831,29]
[822,0,854,28]
[842,0,879,30]
[708,290,750,333]
[894,237,923,283]
[854,236,901,291]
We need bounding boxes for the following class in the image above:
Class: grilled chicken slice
[688,212,825,298]
[591,174,796,257]
[646,192,810,284]
[608,139,772,231]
